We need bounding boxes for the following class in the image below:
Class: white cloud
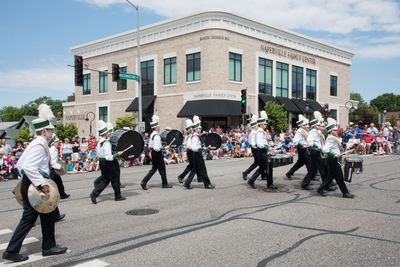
[0,66,74,93]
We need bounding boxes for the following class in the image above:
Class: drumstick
[121,145,133,154]
[167,137,176,147]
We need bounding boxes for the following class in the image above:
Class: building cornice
[70,10,354,65]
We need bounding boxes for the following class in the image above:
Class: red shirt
[363,135,375,144]
[88,138,97,152]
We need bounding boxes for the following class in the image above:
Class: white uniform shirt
[184,133,193,151]
[149,131,163,152]
[255,128,268,149]
[16,136,50,186]
[249,129,257,148]
[293,127,308,147]
[322,135,342,156]
[189,133,202,152]
[50,146,62,170]
[96,137,114,161]
[307,129,325,149]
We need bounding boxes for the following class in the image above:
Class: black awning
[125,95,156,112]
[258,94,279,106]
[292,99,313,114]
[307,100,323,112]
[177,100,242,118]
[275,97,302,113]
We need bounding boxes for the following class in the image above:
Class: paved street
[0,155,399,266]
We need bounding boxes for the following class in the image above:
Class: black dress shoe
[327,185,337,191]
[60,194,70,199]
[302,185,314,190]
[42,246,68,257]
[247,181,257,189]
[242,172,248,180]
[55,214,66,222]
[120,184,126,188]
[2,252,29,262]
[204,184,215,189]
[285,173,292,180]
[115,196,126,201]
[317,189,327,196]
[162,184,173,188]
[267,184,278,190]
[343,192,355,198]
[177,176,183,183]
[183,183,192,189]
[140,183,148,190]
[90,193,97,204]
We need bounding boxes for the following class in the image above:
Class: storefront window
[292,66,303,99]
[258,58,272,95]
[164,57,176,84]
[330,75,337,96]
[229,52,242,82]
[99,106,108,122]
[276,62,288,97]
[186,52,200,82]
[306,69,317,100]
[117,66,127,91]
[330,109,337,120]
[99,71,108,93]
[141,60,154,96]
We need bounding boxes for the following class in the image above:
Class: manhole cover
[126,209,159,216]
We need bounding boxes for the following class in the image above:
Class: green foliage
[13,126,31,143]
[263,101,288,132]
[114,115,138,130]
[389,114,396,126]
[0,106,24,122]
[370,93,400,112]
[55,123,78,141]
[350,92,366,105]
[350,103,379,125]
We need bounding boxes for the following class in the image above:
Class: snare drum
[343,156,363,183]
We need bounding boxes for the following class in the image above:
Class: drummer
[141,115,173,190]
[177,119,198,184]
[2,104,67,263]
[242,114,259,180]
[317,118,355,198]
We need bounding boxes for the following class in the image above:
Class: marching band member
[2,104,67,263]
[285,115,311,179]
[317,118,355,198]
[301,111,328,190]
[242,114,259,180]
[183,116,215,189]
[177,119,198,184]
[141,115,173,190]
[90,120,126,203]
[247,111,276,189]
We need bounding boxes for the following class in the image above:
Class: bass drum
[166,129,184,148]
[160,128,172,143]
[203,133,222,150]
[109,129,144,161]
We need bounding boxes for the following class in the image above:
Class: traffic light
[112,63,120,82]
[241,89,247,114]
[245,114,251,124]
[74,55,83,86]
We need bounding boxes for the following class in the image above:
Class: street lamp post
[345,100,357,125]
[126,0,142,127]
[85,111,95,135]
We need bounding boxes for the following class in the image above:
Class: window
[99,71,108,93]
[330,75,337,96]
[99,107,108,122]
[186,52,200,82]
[330,109,337,120]
[83,74,91,95]
[229,52,242,82]
[258,58,272,95]
[141,60,154,96]
[164,57,176,84]
[117,67,127,91]
[292,66,303,99]
[306,69,317,100]
[276,62,288,97]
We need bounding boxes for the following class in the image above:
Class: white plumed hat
[150,115,159,128]
[32,104,55,131]
[326,118,338,132]
[257,110,268,125]
[250,114,258,127]
[97,120,108,136]
[314,111,325,126]
[106,122,114,133]
[185,119,193,132]
[296,114,308,126]
[192,115,201,129]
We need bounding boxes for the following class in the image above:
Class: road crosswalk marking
[72,259,110,267]
[0,229,12,236]
[0,237,39,251]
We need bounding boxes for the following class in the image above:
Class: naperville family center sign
[261,43,316,65]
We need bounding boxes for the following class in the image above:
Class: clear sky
[0,0,399,108]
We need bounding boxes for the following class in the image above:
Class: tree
[115,115,138,130]
[370,93,400,112]
[351,103,380,126]
[55,123,78,141]
[389,114,396,126]
[263,101,288,132]
[13,126,31,143]
[0,106,24,122]
[350,92,366,105]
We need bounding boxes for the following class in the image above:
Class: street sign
[137,122,146,133]
[119,72,138,80]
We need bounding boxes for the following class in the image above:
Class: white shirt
[16,136,50,186]
[184,133,193,151]
[50,146,62,170]
[149,131,163,152]
[249,129,257,148]
[293,127,308,147]
[322,135,342,156]
[307,128,325,149]
[96,137,114,161]
[189,133,202,152]
[255,128,268,149]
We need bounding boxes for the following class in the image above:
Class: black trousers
[92,160,121,198]
[319,157,349,194]
[243,147,258,176]
[142,150,168,186]
[178,150,197,181]
[248,149,272,186]
[6,176,57,253]
[94,159,121,187]
[50,168,67,197]
[302,150,327,187]
[287,147,311,176]
[184,151,211,187]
